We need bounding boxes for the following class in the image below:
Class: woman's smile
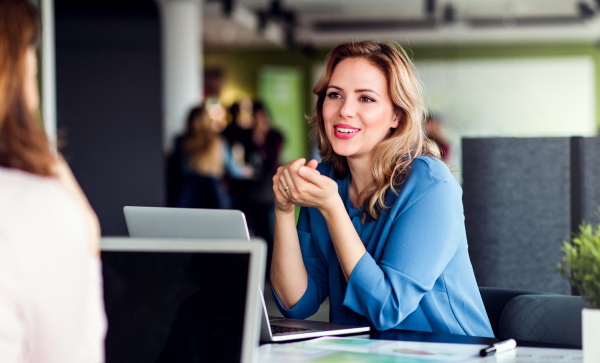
[333,123,361,139]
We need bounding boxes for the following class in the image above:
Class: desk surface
[259,329,582,363]
[368,329,497,346]
[368,329,580,350]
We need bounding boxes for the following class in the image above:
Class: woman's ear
[391,112,400,129]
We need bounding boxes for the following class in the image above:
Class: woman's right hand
[273,159,319,215]
[273,163,296,215]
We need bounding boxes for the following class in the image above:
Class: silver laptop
[258,290,371,342]
[101,237,265,363]
[124,206,250,239]
[122,206,371,341]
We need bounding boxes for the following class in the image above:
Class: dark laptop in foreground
[101,237,265,363]
[123,206,371,342]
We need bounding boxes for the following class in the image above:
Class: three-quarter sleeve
[272,207,330,319]
[343,179,462,330]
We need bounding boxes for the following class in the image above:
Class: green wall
[205,48,331,160]
[205,42,600,159]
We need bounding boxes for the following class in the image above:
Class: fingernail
[299,166,306,176]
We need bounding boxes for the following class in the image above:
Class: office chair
[479,287,548,338]
[498,294,587,347]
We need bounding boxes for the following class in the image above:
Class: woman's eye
[360,96,375,103]
[327,92,341,99]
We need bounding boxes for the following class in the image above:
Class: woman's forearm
[320,199,367,282]
[270,209,308,309]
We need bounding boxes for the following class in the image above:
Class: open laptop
[258,291,370,342]
[101,237,265,363]
[123,206,371,342]
[123,206,250,239]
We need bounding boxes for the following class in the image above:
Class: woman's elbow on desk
[343,257,426,331]
[345,295,412,331]
[272,290,319,320]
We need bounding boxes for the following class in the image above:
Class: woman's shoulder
[390,156,460,205]
[0,167,87,243]
[408,156,455,186]
[0,166,62,195]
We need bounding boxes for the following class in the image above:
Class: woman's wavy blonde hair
[309,40,440,220]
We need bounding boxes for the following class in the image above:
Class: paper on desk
[300,337,484,362]
[258,337,583,363]
[258,344,332,363]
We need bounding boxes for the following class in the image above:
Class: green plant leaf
[557,212,600,308]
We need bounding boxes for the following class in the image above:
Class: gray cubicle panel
[462,137,571,294]
[55,1,165,236]
[581,137,600,225]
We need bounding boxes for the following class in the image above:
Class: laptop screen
[102,250,249,363]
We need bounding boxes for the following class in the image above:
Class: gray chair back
[479,287,548,338]
[499,294,587,347]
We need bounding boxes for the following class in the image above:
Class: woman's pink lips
[333,124,360,140]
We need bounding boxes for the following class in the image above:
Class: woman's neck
[347,157,373,209]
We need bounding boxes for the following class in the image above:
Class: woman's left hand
[279,158,341,214]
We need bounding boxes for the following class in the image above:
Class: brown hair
[309,41,440,219]
[184,105,225,178]
[0,0,54,176]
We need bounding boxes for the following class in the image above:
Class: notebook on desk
[123,206,371,342]
[101,237,265,363]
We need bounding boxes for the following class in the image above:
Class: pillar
[156,0,202,150]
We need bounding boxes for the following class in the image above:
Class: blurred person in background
[0,0,107,361]
[221,99,254,162]
[225,101,283,275]
[425,113,450,161]
[167,104,252,209]
[243,101,284,272]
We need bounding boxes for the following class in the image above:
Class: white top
[0,166,107,363]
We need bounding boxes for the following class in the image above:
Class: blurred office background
[36,0,600,300]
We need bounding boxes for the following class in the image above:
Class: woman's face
[322,58,398,162]
[23,46,39,112]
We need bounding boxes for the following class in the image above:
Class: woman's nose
[340,98,357,118]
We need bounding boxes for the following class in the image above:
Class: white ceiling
[203,0,600,49]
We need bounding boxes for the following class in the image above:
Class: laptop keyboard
[271,325,311,335]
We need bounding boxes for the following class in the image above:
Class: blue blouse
[272,156,494,337]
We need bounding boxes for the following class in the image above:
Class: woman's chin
[331,146,358,158]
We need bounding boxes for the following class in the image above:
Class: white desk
[258,336,582,363]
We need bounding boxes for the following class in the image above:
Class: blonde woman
[270,41,493,337]
[169,105,250,208]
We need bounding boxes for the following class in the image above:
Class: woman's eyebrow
[356,88,380,96]
[327,85,343,91]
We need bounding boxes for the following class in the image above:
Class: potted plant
[557,219,600,363]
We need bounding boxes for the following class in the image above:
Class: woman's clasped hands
[273,158,340,215]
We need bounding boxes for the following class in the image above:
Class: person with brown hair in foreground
[0,0,107,361]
